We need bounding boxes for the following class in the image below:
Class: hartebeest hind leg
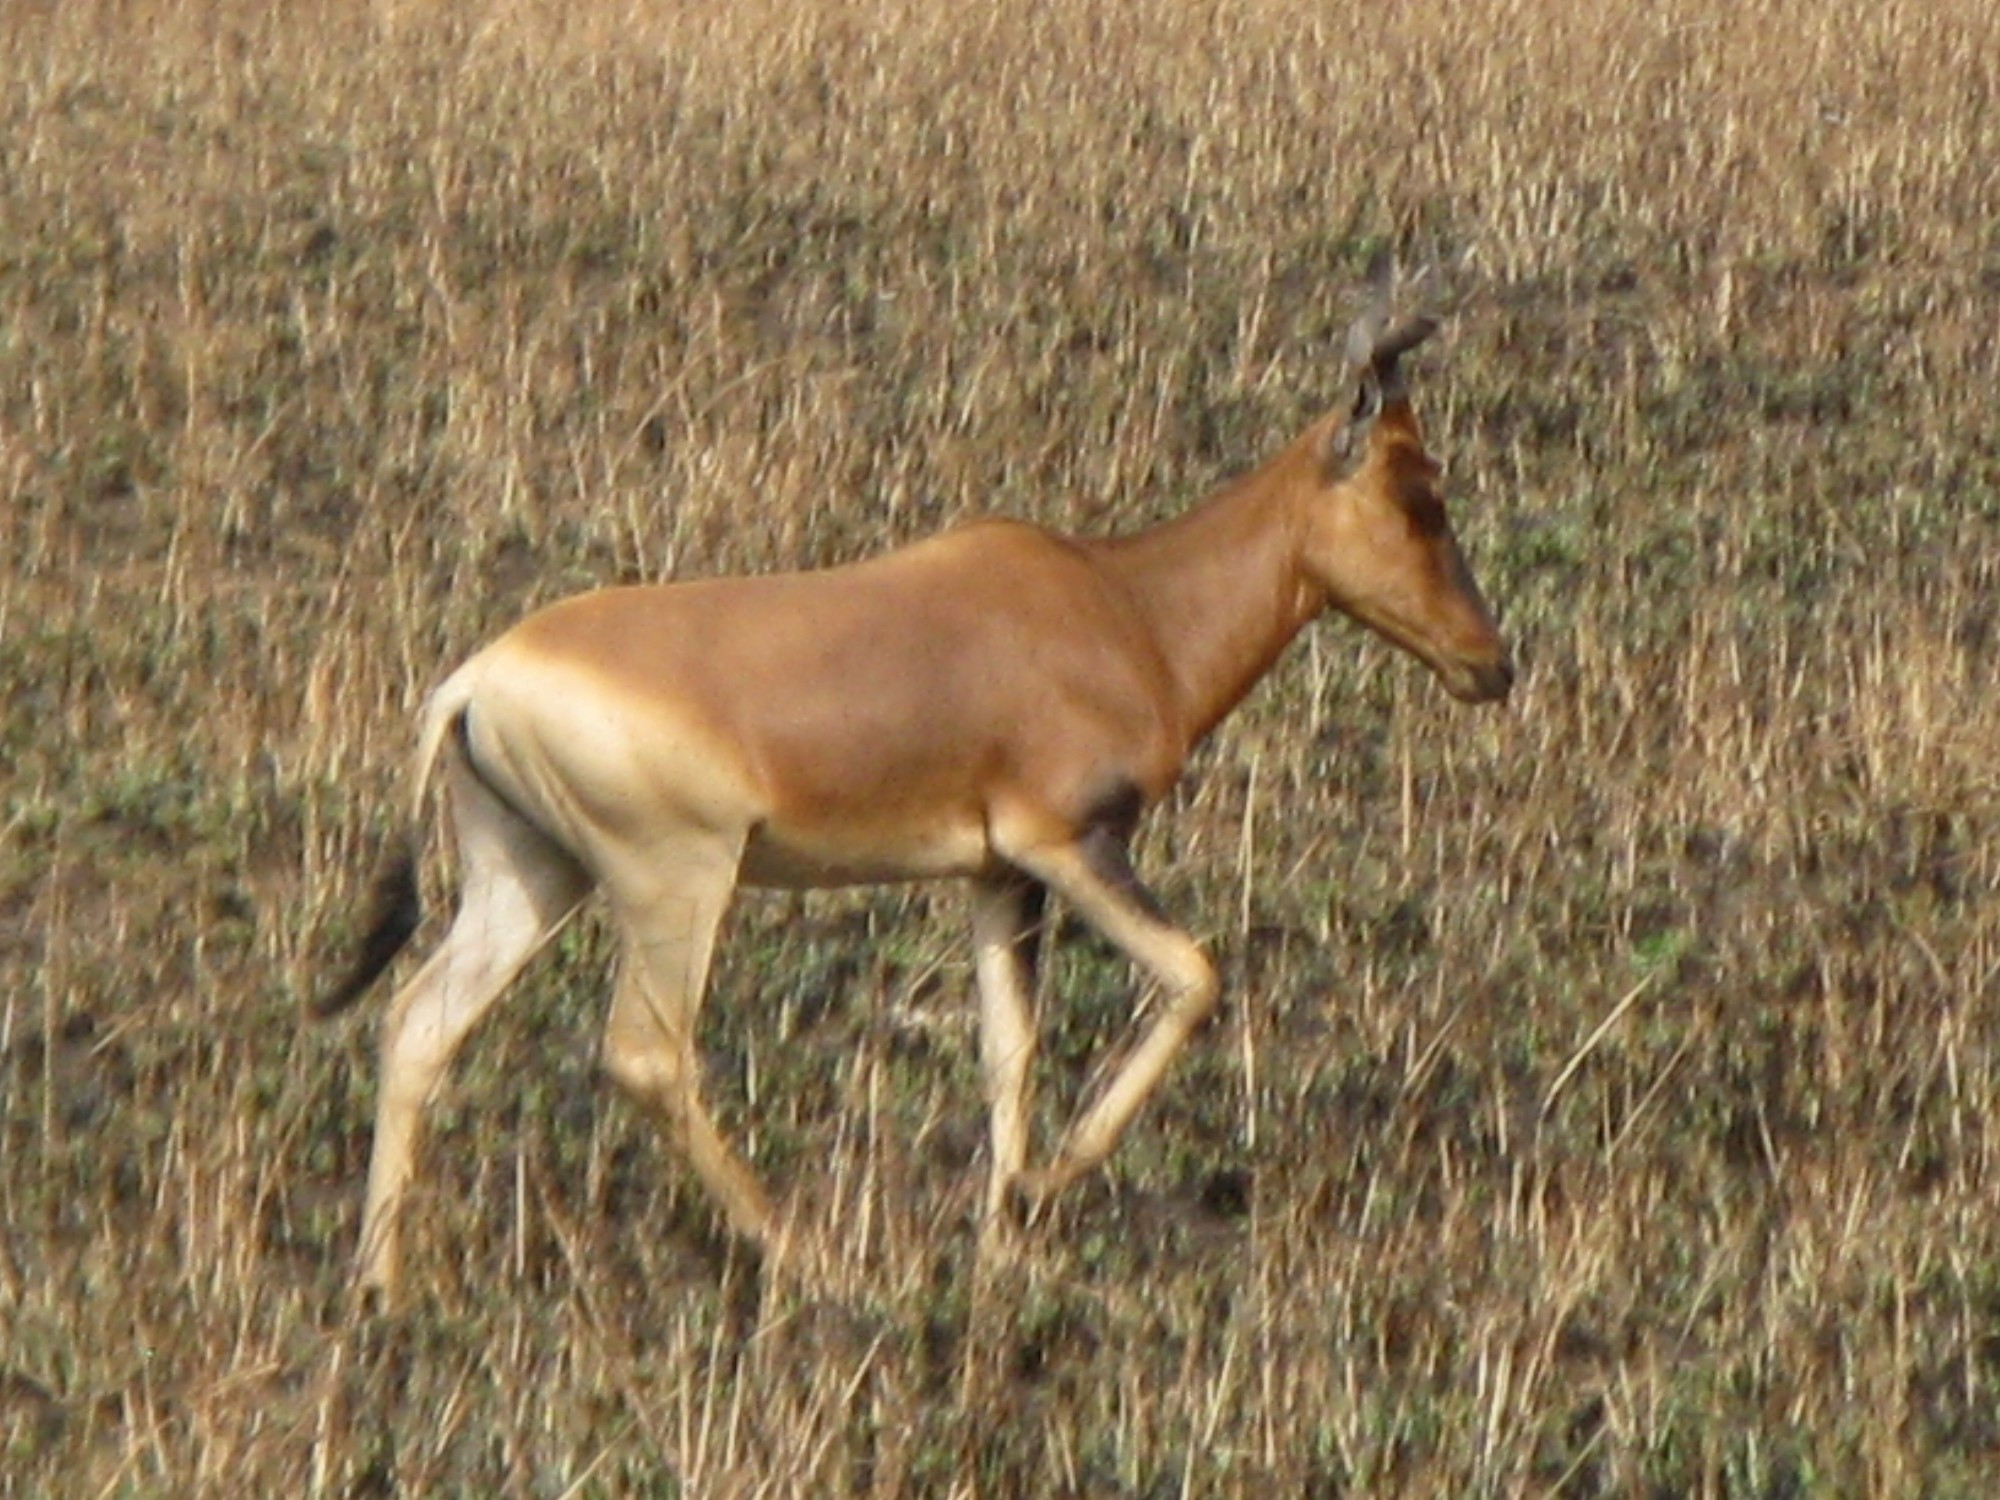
[597,833,776,1247]
[1006,828,1220,1209]
[971,873,1048,1225]
[357,759,590,1299]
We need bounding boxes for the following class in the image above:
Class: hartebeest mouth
[1458,656,1518,704]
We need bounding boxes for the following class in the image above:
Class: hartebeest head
[1299,286,1514,704]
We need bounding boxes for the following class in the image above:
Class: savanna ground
[4,0,2000,1493]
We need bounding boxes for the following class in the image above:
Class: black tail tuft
[315,843,422,1017]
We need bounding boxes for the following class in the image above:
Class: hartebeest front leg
[971,872,1047,1225]
[1005,827,1220,1211]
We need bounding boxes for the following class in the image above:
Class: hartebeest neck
[1092,423,1331,747]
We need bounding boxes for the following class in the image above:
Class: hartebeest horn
[1334,260,1440,464]
[1371,312,1440,370]
[1346,255,1439,376]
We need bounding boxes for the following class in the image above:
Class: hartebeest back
[322,278,1513,1302]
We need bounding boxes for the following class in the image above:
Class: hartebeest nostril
[1463,655,1514,703]
[1441,652,1515,704]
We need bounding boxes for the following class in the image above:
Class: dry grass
[5,0,2000,1492]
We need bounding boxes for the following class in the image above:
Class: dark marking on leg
[1075,824,1169,927]
[1009,876,1048,990]
[1081,777,1148,844]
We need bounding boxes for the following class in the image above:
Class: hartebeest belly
[474,525,1185,888]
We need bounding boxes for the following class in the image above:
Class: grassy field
[5,0,2000,1492]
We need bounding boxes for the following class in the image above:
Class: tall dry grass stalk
[4,0,2000,1492]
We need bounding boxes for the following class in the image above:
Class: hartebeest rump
[321,286,1513,1302]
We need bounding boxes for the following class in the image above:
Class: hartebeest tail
[321,268,1513,1303]
[316,846,418,1018]
[317,673,481,1017]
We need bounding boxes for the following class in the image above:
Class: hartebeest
[320,284,1512,1301]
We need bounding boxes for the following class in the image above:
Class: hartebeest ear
[1322,372,1380,473]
